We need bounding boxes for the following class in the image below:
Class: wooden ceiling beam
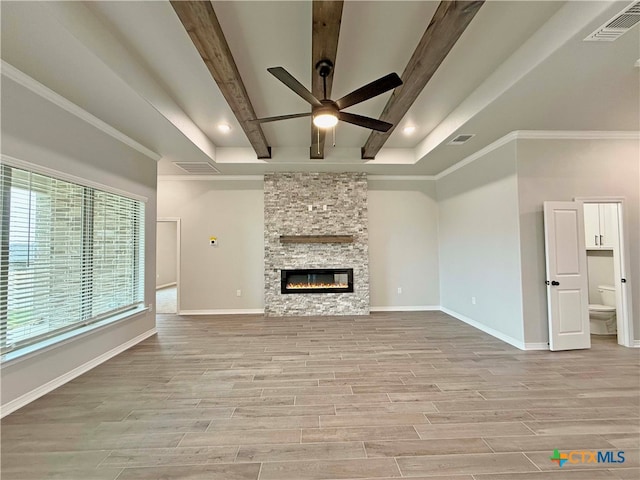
[310,0,344,159]
[361,1,484,160]
[170,1,271,159]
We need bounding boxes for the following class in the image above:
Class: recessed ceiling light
[217,123,231,133]
[403,126,416,135]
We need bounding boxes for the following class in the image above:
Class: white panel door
[544,201,590,351]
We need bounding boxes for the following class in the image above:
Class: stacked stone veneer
[264,172,369,316]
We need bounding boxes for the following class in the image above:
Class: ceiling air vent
[584,1,640,41]
[173,162,221,174]
[447,134,475,145]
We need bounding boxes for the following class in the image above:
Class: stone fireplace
[264,173,369,316]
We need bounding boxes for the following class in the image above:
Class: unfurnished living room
[1,1,639,479]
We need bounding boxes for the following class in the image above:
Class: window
[0,164,145,354]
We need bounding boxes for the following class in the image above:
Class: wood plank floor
[2,311,639,479]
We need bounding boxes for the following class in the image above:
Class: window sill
[1,306,150,367]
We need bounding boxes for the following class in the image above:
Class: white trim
[1,154,149,203]
[0,328,157,418]
[633,341,640,348]
[1,60,162,162]
[370,305,440,312]
[156,282,176,290]
[515,130,640,141]
[368,175,436,181]
[524,342,550,351]
[158,175,264,182]
[435,130,640,180]
[178,309,265,315]
[440,307,526,350]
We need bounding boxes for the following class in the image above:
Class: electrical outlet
[236,289,242,297]
[471,296,476,305]
[148,303,154,313]
[323,205,327,211]
[308,205,313,211]
[397,287,402,294]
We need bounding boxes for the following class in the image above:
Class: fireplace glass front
[281,268,354,294]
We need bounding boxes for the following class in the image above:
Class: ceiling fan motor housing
[315,59,334,78]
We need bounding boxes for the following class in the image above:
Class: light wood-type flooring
[2,311,639,479]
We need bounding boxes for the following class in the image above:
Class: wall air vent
[447,134,475,145]
[584,1,640,41]
[173,162,221,174]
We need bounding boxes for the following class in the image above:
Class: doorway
[156,218,180,314]
[579,198,632,347]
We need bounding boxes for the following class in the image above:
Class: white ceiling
[1,1,638,176]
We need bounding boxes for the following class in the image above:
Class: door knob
[551,281,560,286]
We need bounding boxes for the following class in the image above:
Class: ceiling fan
[252,60,402,132]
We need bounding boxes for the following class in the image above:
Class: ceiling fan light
[313,113,338,128]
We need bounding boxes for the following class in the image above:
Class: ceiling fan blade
[335,73,402,110]
[268,67,323,107]
[337,112,393,132]
[250,112,311,124]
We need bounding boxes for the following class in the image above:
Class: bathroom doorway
[156,218,181,314]
[579,198,632,347]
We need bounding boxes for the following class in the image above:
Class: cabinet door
[583,203,600,248]
[599,203,619,248]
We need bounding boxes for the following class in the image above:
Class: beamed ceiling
[1,1,639,176]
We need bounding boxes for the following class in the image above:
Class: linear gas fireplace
[281,268,354,294]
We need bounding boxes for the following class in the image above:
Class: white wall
[1,77,157,410]
[436,142,526,346]
[157,179,264,313]
[156,176,442,313]
[517,138,640,344]
[156,221,177,288]
[368,179,439,309]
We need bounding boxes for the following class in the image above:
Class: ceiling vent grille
[584,1,640,41]
[173,162,221,174]
[447,134,475,145]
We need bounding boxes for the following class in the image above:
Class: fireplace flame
[286,282,348,289]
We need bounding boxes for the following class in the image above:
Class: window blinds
[0,165,145,353]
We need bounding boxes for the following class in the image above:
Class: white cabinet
[584,203,619,249]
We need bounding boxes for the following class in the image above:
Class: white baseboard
[179,309,264,315]
[440,307,527,351]
[523,342,549,351]
[0,328,157,418]
[370,305,441,312]
[633,340,640,348]
[156,282,176,290]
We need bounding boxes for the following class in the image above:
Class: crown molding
[368,175,436,181]
[158,175,264,181]
[515,130,640,140]
[1,60,162,162]
[435,130,640,180]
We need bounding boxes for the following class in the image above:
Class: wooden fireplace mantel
[279,235,354,244]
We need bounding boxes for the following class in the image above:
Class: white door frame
[575,197,634,348]
[157,217,181,314]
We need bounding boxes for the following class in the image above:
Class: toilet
[589,285,617,335]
